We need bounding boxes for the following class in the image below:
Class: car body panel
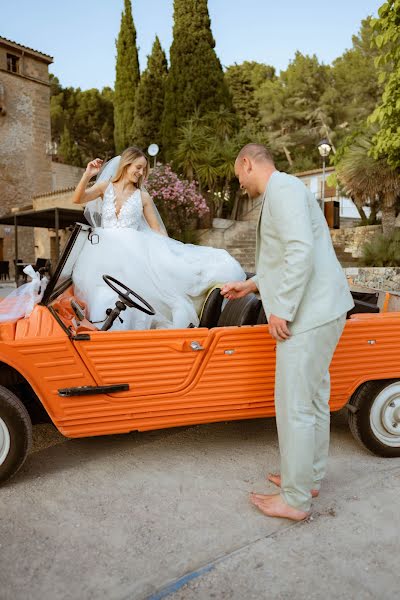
[2,301,400,438]
[1,224,400,441]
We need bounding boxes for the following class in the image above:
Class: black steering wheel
[102,275,155,315]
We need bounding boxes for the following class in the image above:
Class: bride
[72,146,246,330]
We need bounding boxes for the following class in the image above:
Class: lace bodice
[101,183,143,229]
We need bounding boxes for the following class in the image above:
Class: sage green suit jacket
[252,171,354,335]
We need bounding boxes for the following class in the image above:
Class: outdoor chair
[33,257,50,272]
[0,261,10,280]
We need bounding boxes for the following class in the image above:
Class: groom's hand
[268,314,291,341]
[220,279,257,300]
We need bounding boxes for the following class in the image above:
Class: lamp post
[147,143,159,169]
[317,138,332,210]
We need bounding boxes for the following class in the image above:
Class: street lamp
[317,138,332,210]
[147,143,159,168]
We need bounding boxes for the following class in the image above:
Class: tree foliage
[369,0,400,168]
[335,129,400,235]
[225,61,275,129]
[362,229,400,266]
[331,17,382,133]
[133,37,168,156]
[50,75,114,166]
[162,0,232,158]
[114,0,140,153]
[256,52,334,171]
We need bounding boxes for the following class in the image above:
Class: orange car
[0,224,399,484]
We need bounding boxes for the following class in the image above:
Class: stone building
[0,36,53,268]
[32,187,84,265]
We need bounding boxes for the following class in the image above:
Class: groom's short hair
[236,144,274,165]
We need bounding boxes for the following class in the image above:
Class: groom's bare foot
[267,473,319,498]
[250,492,310,521]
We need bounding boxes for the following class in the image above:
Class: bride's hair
[112,146,149,188]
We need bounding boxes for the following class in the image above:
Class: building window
[6,54,20,74]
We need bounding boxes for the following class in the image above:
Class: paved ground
[0,411,399,600]
[0,283,16,298]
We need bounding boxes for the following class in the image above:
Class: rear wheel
[348,380,400,457]
[0,385,32,484]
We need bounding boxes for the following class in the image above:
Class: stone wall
[33,189,84,264]
[0,38,53,268]
[51,162,84,191]
[330,225,382,258]
[344,267,400,291]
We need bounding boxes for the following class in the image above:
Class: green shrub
[362,229,400,266]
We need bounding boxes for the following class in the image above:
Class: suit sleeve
[269,180,314,322]
[250,275,259,290]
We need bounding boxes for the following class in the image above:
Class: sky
[1,0,382,90]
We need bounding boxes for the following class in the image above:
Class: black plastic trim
[58,384,130,397]
[72,333,91,341]
[41,223,89,306]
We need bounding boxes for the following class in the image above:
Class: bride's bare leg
[267,473,319,498]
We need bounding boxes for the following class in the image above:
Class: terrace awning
[0,207,86,283]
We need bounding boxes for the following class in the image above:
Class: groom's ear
[242,156,252,173]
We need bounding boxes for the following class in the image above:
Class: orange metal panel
[0,306,97,423]
[2,304,400,440]
[73,329,211,396]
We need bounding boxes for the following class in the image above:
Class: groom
[221,144,354,520]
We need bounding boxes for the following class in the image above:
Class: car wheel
[348,380,400,457]
[0,385,32,484]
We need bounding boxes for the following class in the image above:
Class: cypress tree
[225,65,260,128]
[162,0,232,158]
[133,37,168,157]
[114,0,140,153]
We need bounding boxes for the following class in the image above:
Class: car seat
[347,290,380,318]
[199,287,224,328]
[217,294,262,327]
[257,305,268,324]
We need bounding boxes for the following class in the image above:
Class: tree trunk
[283,145,293,167]
[351,195,368,224]
[381,198,396,236]
[369,201,378,225]
[230,190,241,220]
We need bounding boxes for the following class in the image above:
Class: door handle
[190,340,204,351]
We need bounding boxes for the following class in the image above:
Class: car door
[73,328,211,398]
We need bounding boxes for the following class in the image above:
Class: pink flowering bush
[145,165,209,241]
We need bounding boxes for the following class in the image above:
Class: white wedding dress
[72,183,246,330]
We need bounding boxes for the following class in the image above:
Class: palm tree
[336,133,400,235]
[174,119,210,181]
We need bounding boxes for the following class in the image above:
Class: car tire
[348,379,400,457]
[0,385,32,484]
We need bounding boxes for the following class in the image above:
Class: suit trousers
[274,314,347,512]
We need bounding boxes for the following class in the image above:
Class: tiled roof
[0,36,53,62]
[32,187,76,199]
[295,167,335,177]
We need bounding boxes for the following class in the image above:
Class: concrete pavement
[0,412,399,600]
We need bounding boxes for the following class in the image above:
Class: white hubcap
[0,417,11,466]
[370,383,400,447]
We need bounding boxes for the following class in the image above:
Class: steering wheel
[102,275,155,315]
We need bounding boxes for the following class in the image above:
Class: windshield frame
[40,223,90,306]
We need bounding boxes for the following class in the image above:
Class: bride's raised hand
[85,158,103,179]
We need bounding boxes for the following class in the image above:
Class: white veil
[84,156,168,235]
